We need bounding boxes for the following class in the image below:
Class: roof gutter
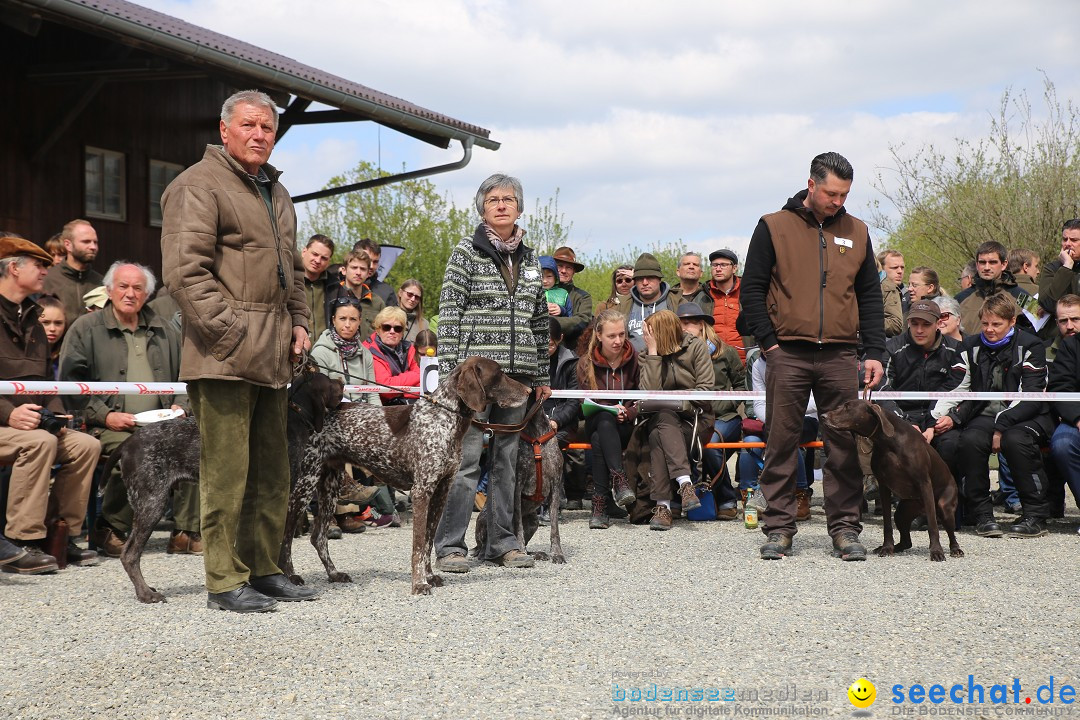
[19,0,500,151]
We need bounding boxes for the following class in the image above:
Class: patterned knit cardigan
[438,225,549,387]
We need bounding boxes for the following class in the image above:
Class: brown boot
[589,495,610,530]
[795,489,811,521]
[610,470,635,508]
[167,530,204,555]
[335,513,366,534]
[649,504,673,531]
[678,482,702,512]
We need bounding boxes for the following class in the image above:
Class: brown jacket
[638,333,716,419]
[880,277,903,337]
[41,260,104,326]
[160,146,309,388]
[0,294,64,424]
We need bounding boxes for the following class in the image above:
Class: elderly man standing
[0,235,100,574]
[435,173,550,572]
[161,89,317,613]
[741,151,886,561]
[42,219,103,326]
[61,261,194,558]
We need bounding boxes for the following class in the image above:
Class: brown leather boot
[795,489,811,521]
[589,495,610,530]
[167,530,204,555]
[649,504,673,531]
[610,470,635,508]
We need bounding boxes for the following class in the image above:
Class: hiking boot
[166,530,203,555]
[760,532,792,560]
[335,513,366,534]
[564,499,584,511]
[649,505,673,531]
[90,522,125,558]
[678,482,701,512]
[795,488,811,521]
[589,495,610,530]
[1,544,59,575]
[611,470,636,508]
[910,515,929,531]
[338,484,379,506]
[66,539,99,567]
[716,504,738,520]
[326,516,344,540]
[974,518,1003,537]
[1005,501,1023,515]
[606,502,628,519]
[1007,517,1047,538]
[537,505,551,526]
[495,549,534,568]
[831,532,867,561]
[436,552,470,573]
[863,475,879,501]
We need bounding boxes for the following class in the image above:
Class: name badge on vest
[834,236,853,254]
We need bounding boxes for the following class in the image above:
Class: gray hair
[679,252,703,266]
[810,151,854,183]
[0,255,32,279]
[474,173,524,216]
[221,90,279,132]
[935,295,960,317]
[103,260,156,296]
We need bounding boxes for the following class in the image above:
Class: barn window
[85,147,127,221]
[149,160,184,227]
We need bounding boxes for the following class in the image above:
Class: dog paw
[551,554,567,565]
[530,551,550,561]
[873,545,894,557]
[138,589,166,604]
[930,549,946,562]
[895,541,912,553]
[412,583,433,596]
[328,572,353,583]
[950,547,965,558]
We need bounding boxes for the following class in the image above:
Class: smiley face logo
[848,678,876,709]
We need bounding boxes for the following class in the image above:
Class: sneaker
[678,483,702,512]
[337,484,379,506]
[1007,517,1047,538]
[760,532,792,560]
[974,518,1003,537]
[537,506,551,526]
[611,470,636,508]
[649,505,673,531]
[589,495,610,530]
[66,539,99,567]
[1,545,59,575]
[89,523,125,558]
[388,513,402,528]
[494,549,534,568]
[831,532,867,561]
[795,488,811,522]
[365,512,395,529]
[166,530,203,555]
[436,552,470,574]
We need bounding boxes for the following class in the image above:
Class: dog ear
[457,360,490,413]
[870,403,894,438]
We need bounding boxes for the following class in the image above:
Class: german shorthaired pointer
[283,356,531,595]
[107,367,343,602]
[822,399,964,561]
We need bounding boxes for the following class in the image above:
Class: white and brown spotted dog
[282,356,531,595]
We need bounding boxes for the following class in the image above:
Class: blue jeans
[995,453,1019,507]
[703,417,743,508]
[737,417,819,492]
[1050,423,1080,506]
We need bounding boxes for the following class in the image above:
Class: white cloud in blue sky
[148,0,1080,264]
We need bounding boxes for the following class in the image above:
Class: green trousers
[187,380,289,594]
[99,429,200,534]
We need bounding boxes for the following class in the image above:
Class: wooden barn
[0,0,498,272]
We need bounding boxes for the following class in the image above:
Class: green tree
[871,76,1080,294]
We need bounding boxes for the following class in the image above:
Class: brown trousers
[762,344,862,538]
[645,409,696,502]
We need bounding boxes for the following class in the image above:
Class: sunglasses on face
[615,277,634,284]
[380,323,404,333]
[402,290,422,301]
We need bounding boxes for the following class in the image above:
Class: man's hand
[106,411,137,432]
[170,404,186,418]
[291,326,310,361]
[8,404,43,431]
[1061,248,1075,270]
[934,415,954,434]
[863,359,884,388]
[534,385,552,404]
[921,427,934,444]
[991,430,1002,453]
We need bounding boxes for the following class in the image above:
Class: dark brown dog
[285,356,531,594]
[821,400,964,561]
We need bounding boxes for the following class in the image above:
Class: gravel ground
[2,498,1078,720]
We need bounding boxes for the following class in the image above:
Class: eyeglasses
[711,261,734,269]
[483,195,518,207]
[402,290,422,301]
[380,323,404,333]
[333,297,360,307]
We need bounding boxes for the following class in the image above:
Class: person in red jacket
[364,306,420,404]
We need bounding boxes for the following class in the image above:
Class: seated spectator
[396,279,429,343]
[594,264,634,314]
[45,233,65,266]
[36,294,67,380]
[1007,248,1040,296]
[364,306,420,405]
[544,320,586,515]
[576,310,639,529]
[1046,294,1080,523]
[677,302,745,520]
[539,256,572,317]
[60,261,193,558]
[638,310,714,531]
[0,235,100,573]
[958,260,976,292]
[931,293,1054,538]
[936,295,964,342]
[414,328,437,359]
[907,266,947,304]
[311,297,396,530]
[619,253,684,353]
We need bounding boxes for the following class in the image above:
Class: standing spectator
[0,235,100,573]
[907,266,947,303]
[671,252,710,308]
[42,219,103,326]
[878,256,904,338]
[396,279,428,343]
[577,310,639,529]
[618,252,683,353]
[300,234,339,340]
[434,173,550,573]
[36,294,67,380]
[353,238,397,307]
[161,89,318,612]
[1047,297,1080,523]
[61,261,194,558]
[936,295,964,342]
[595,265,634,314]
[955,241,1031,336]
[706,248,746,361]
[957,260,976,292]
[741,151,886,561]
[879,250,908,313]
[551,246,593,352]
[932,294,1054,538]
[1038,219,1080,319]
[338,250,385,341]
[45,233,65,266]
[363,306,420,405]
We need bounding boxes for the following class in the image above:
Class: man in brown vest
[740,152,886,561]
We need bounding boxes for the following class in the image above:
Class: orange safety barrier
[565,441,824,451]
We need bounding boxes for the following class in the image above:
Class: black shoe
[606,502,628,520]
[760,532,792,560]
[831,532,866,561]
[66,539,100,567]
[990,489,1005,506]
[1007,517,1047,538]
[206,585,277,613]
[0,536,27,566]
[910,514,929,531]
[975,518,1003,537]
[249,573,321,601]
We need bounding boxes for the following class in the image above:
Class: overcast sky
[150,0,1080,264]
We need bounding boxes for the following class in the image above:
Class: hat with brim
[675,302,712,324]
[908,300,941,324]
[552,246,585,272]
[0,236,53,266]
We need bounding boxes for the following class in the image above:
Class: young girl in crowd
[37,294,67,380]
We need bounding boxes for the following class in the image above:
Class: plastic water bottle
[744,490,759,529]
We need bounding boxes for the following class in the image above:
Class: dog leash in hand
[471,400,545,435]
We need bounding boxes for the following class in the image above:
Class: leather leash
[519,427,556,503]
[471,399,545,435]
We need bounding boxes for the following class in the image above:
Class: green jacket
[707,341,746,421]
[638,333,715,419]
[41,260,104,326]
[310,329,381,406]
[59,304,187,432]
[555,282,593,351]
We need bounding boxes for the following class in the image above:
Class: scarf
[483,222,525,255]
[329,327,361,360]
[375,335,410,375]
[979,327,1015,350]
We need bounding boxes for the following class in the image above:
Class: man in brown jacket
[161,90,317,613]
[741,152,886,562]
